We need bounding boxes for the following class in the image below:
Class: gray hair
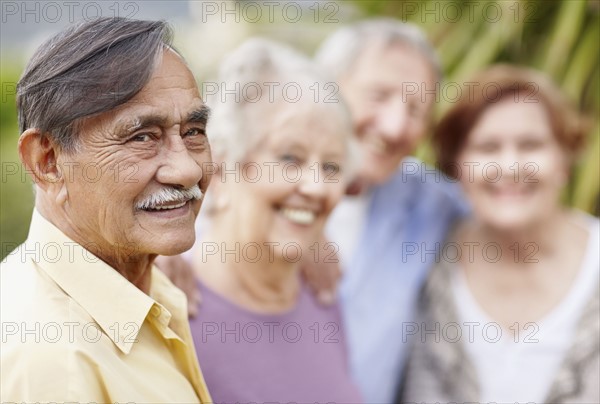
[315,18,442,83]
[17,17,173,153]
[208,37,356,169]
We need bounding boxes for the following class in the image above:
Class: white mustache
[135,185,203,210]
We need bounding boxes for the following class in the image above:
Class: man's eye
[323,162,340,173]
[368,91,387,102]
[281,154,300,163]
[407,103,423,118]
[184,128,206,137]
[131,133,153,142]
[520,139,543,151]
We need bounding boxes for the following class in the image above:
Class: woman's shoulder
[296,280,345,320]
[568,209,599,231]
[421,219,468,293]
[567,209,599,275]
[193,277,343,323]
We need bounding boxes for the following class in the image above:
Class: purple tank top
[189,280,363,403]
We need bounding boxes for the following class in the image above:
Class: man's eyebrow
[114,106,211,138]
[187,105,211,124]
[117,114,168,136]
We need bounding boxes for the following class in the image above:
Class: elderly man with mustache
[1,18,212,403]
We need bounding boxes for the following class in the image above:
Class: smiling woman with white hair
[187,38,362,402]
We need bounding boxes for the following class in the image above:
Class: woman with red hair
[399,65,598,404]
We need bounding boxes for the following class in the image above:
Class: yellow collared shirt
[1,210,212,403]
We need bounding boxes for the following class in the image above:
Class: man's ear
[18,129,63,193]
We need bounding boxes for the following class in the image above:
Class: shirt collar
[25,209,168,354]
[370,159,417,220]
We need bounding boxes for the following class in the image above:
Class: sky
[1,1,191,55]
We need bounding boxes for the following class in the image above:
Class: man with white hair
[1,18,213,402]
[311,19,467,402]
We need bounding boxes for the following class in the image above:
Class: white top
[451,213,600,404]
[325,192,373,272]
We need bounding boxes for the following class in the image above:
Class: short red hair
[433,64,587,178]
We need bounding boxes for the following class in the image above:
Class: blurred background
[1,0,598,259]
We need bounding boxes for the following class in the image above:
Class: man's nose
[155,135,205,189]
[376,99,409,142]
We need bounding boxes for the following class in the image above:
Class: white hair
[314,18,442,83]
[207,37,357,172]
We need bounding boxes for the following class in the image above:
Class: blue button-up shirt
[331,158,468,403]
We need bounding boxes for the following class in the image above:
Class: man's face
[339,42,436,185]
[57,50,212,262]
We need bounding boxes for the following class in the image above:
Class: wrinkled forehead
[347,40,433,83]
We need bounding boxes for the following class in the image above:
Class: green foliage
[0,62,34,259]
[0,0,598,260]
[353,0,599,215]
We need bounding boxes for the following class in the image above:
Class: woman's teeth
[281,208,316,225]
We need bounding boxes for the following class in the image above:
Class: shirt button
[150,305,161,317]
